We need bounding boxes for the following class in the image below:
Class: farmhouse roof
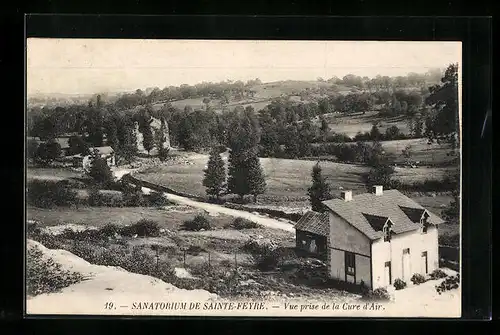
[295,211,330,237]
[90,146,114,156]
[322,189,444,240]
[54,137,70,149]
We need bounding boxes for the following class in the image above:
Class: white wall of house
[328,211,372,287]
[371,226,439,289]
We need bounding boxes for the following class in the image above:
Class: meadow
[137,150,455,210]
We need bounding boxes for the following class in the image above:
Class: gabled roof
[362,213,391,232]
[322,189,444,240]
[295,211,329,237]
[90,146,114,156]
[399,206,427,223]
[53,137,70,149]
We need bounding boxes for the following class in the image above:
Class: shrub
[410,273,427,285]
[393,278,407,290]
[27,180,78,208]
[99,223,121,238]
[253,248,282,271]
[429,269,448,280]
[362,287,391,301]
[27,244,84,296]
[123,189,145,207]
[231,217,259,230]
[435,273,459,295]
[147,191,170,207]
[120,219,161,237]
[181,214,212,231]
[88,189,124,207]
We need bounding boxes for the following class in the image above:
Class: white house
[321,185,444,290]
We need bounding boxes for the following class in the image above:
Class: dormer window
[383,221,393,242]
[421,211,430,233]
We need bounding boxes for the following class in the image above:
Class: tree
[425,63,459,148]
[35,140,61,165]
[142,123,154,155]
[307,162,332,212]
[385,125,401,140]
[320,115,330,141]
[202,148,226,200]
[369,123,382,141]
[154,125,169,161]
[401,144,413,165]
[118,123,137,164]
[227,150,250,201]
[27,139,40,160]
[104,119,119,151]
[247,154,266,203]
[365,163,395,189]
[202,97,211,110]
[88,150,114,187]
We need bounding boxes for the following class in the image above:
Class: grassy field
[27,168,84,181]
[27,205,234,230]
[312,138,457,166]
[137,151,455,210]
[317,110,412,137]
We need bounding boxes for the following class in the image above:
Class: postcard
[26,39,461,318]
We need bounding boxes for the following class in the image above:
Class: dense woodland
[27,65,458,164]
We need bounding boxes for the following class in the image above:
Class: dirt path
[163,193,295,233]
[112,169,295,234]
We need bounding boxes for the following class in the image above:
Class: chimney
[340,190,352,202]
[373,185,383,196]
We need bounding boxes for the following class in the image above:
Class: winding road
[112,168,295,234]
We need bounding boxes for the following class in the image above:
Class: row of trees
[323,69,443,91]
[202,109,267,202]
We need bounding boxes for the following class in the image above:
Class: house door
[345,252,356,283]
[421,251,428,274]
[402,248,411,281]
[384,261,392,286]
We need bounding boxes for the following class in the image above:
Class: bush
[410,273,427,285]
[362,287,391,301]
[435,273,459,295]
[231,217,259,230]
[27,180,78,208]
[429,269,448,280]
[123,189,145,207]
[27,244,84,296]
[393,278,407,290]
[181,214,212,231]
[147,191,170,207]
[120,219,161,237]
[99,223,121,238]
[253,248,282,271]
[88,190,124,207]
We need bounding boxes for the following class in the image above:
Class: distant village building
[298,185,444,290]
[69,146,115,172]
[294,211,329,258]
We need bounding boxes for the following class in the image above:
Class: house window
[403,248,410,255]
[345,252,355,276]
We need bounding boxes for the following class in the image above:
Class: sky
[26,39,461,96]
